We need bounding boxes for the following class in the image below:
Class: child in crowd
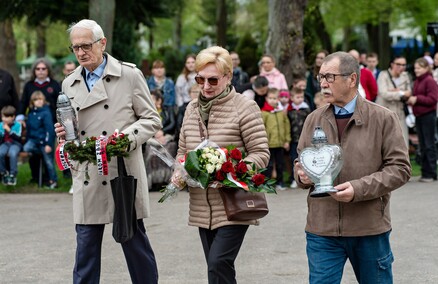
[313,91,326,109]
[150,89,176,143]
[288,86,311,188]
[278,89,290,114]
[23,91,57,189]
[0,106,22,185]
[261,88,291,190]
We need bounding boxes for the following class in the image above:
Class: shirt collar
[334,94,358,114]
[34,77,50,84]
[85,56,107,79]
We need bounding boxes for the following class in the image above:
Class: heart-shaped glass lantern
[299,126,343,197]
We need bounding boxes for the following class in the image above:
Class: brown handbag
[197,118,269,221]
[219,187,269,221]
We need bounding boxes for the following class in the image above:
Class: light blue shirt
[85,56,107,91]
[334,95,358,115]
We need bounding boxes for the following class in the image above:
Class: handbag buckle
[246,200,255,208]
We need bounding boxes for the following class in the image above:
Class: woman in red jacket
[408,57,438,182]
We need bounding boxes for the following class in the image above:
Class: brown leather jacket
[295,96,411,236]
[177,88,270,230]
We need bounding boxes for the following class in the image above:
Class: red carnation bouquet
[158,140,276,203]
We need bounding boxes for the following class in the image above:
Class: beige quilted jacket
[177,88,270,229]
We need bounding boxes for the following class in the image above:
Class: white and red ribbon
[55,142,71,171]
[96,136,109,176]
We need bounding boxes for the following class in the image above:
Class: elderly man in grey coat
[55,19,161,284]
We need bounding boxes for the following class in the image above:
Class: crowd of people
[0,58,79,188]
[1,17,437,283]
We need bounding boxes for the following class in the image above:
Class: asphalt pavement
[0,177,437,283]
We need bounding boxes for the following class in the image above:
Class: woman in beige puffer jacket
[177,46,269,284]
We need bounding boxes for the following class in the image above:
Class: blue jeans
[306,231,394,284]
[0,142,22,175]
[23,140,57,182]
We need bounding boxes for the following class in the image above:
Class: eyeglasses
[393,62,406,67]
[195,75,225,86]
[317,73,351,83]
[69,38,102,53]
[35,67,47,71]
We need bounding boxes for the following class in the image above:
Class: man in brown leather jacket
[294,51,411,284]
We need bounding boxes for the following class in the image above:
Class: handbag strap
[117,156,128,177]
[386,69,398,89]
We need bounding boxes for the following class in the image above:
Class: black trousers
[199,225,249,284]
[73,219,158,284]
[416,111,437,179]
[266,147,285,185]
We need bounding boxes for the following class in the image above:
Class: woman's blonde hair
[29,91,46,108]
[195,46,232,78]
[415,57,432,73]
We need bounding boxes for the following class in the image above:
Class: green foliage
[64,135,131,165]
[0,0,88,24]
[112,20,143,65]
[235,33,260,77]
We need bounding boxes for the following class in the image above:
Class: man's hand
[54,122,66,143]
[295,162,313,186]
[330,182,354,202]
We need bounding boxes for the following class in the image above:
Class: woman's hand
[54,122,66,143]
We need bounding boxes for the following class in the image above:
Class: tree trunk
[36,24,47,58]
[378,21,391,69]
[265,0,308,86]
[0,20,20,94]
[312,4,332,53]
[173,4,183,50]
[89,0,116,53]
[366,23,379,54]
[216,0,227,47]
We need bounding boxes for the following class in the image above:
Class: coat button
[104,104,109,109]
[106,77,111,82]
[81,130,86,135]
[134,129,138,134]
[102,181,107,186]
[102,130,107,136]
[84,180,89,186]
[76,107,80,111]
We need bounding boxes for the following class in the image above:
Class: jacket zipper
[206,187,213,229]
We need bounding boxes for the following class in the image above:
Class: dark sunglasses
[194,75,225,86]
[35,67,47,71]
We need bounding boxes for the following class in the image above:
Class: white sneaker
[275,185,287,191]
[68,186,74,194]
[290,181,298,188]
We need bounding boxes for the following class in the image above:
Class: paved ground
[0,177,437,284]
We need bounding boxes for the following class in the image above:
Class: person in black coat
[19,58,61,185]
[0,69,19,112]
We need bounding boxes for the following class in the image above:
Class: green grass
[409,156,421,177]
[0,163,72,193]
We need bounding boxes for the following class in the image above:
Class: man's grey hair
[67,19,104,41]
[324,52,360,88]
